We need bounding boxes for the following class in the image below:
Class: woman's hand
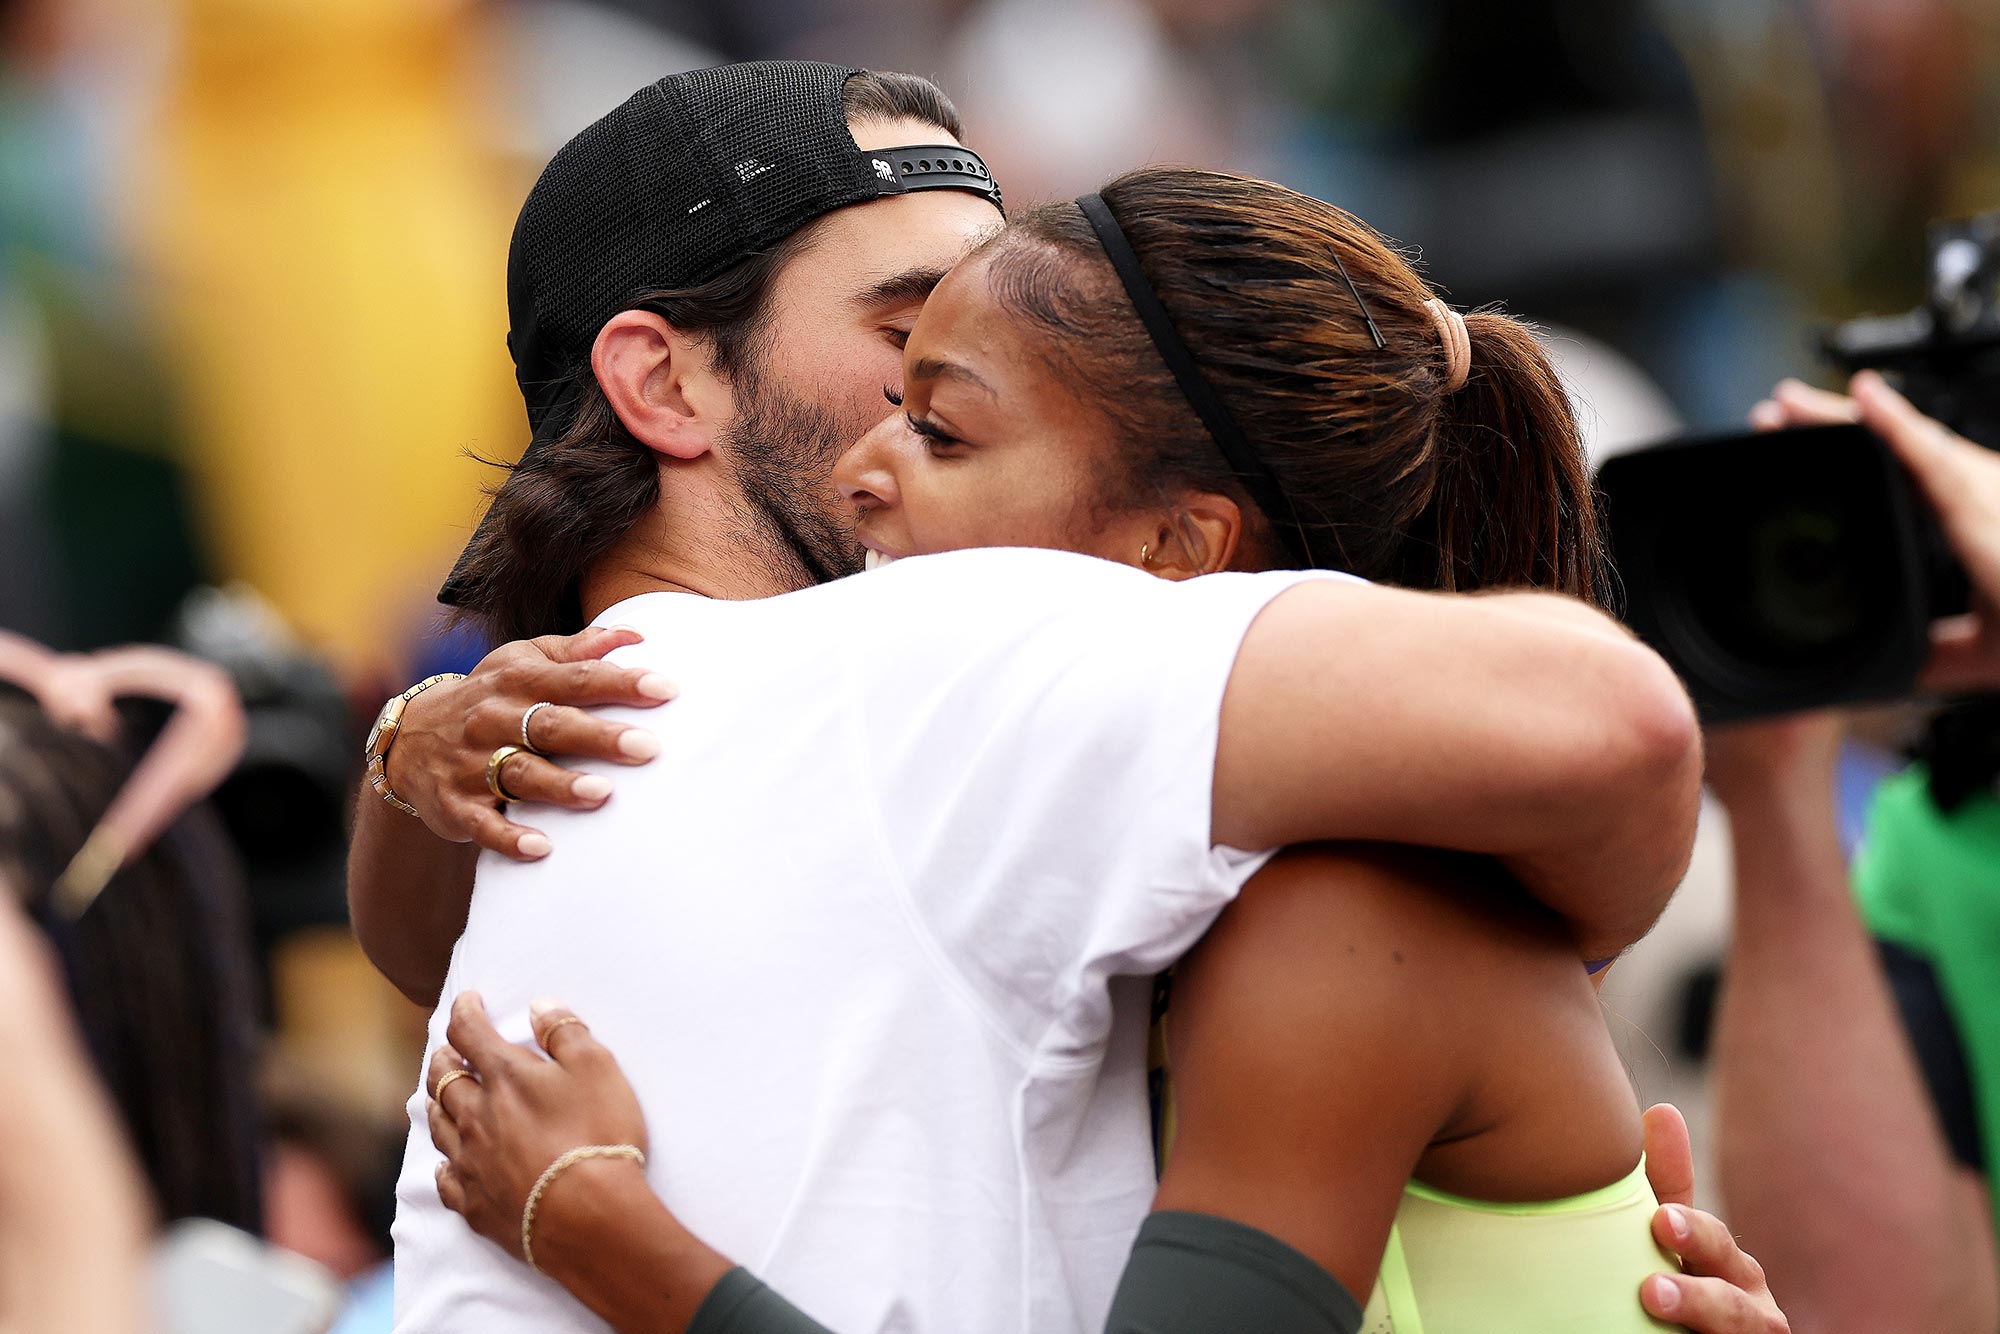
[430,996,737,1331]
[428,993,650,1260]
[1641,1104,1790,1332]
[387,627,676,860]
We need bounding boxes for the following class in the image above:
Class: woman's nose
[835,415,903,513]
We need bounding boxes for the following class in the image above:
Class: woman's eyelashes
[903,411,965,454]
[881,386,964,454]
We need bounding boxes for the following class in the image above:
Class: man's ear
[1148,493,1243,580]
[591,311,729,461]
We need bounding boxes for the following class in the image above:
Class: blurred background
[0,0,1996,1324]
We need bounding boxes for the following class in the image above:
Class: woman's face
[833,252,1161,571]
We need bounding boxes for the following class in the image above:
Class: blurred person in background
[264,1062,408,1334]
[0,885,152,1332]
[1707,372,2000,1332]
[0,633,264,1231]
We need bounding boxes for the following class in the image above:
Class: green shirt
[1853,766,2000,1246]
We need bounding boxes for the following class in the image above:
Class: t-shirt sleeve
[846,549,1349,1061]
[1853,769,1935,951]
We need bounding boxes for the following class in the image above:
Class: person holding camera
[1709,370,2000,1332]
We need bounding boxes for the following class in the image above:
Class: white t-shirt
[392,547,1349,1334]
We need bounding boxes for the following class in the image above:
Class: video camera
[1599,213,2000,722]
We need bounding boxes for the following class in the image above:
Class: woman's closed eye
[880,387,967,456]
[903,412,966,456]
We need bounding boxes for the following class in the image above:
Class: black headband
[1075,193,1315,569]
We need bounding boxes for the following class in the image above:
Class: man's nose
[835,419,902,513]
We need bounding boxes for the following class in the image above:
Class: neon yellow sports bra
[1356,1160,1678,1333]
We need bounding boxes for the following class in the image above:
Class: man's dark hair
[451,71,963,645]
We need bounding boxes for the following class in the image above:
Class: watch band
[366,672,465,817]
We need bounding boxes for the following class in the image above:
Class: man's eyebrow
[851,265,951,311]
[909,356,995,397]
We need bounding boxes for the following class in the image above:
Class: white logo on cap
[872,158,895,182]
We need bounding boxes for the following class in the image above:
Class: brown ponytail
[980,168,1608,606]
[1415,310,1605,605]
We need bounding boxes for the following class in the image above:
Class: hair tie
[1423,299,1470,393]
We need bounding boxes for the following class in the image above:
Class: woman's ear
[591,312,726,461]
[1147,494,1243,580]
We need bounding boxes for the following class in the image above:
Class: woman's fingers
[427,1097,463,1158]
[428,1045,482,1115]
[528,625,645,665]
[529,999,602,1066]
[1643,1273,1789,1332]
[522,704,663,767]
[447,992,533,1082]
[493,751,618,810]
[464,805,552,862]
[484,657,676,718]
[435,1161,468,1217]
[1659,1202,1769,1292]
[1642,1103,1697,1209]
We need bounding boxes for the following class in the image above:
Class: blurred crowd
[1,0,1998,1329]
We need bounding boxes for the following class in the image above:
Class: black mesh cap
[441,60,1004,609]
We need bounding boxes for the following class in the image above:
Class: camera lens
[1660,456,1894,687]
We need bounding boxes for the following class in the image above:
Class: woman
[413,168,1772,1331]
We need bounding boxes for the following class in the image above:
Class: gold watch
[365,673,465,817]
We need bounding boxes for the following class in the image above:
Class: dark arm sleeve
[1104,1211,1364,1334]
[686,1268,837,1334]
[685,1212,1364,1334]
[1878,937,1985,1171]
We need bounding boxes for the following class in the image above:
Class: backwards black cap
[440,60,1004,609]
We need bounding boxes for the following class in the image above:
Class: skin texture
[1710,374,2000,1333]
[0,891,152,1333]
[414,257,1781,1331]
[1152,844,1644,1298]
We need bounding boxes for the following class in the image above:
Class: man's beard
[721,372,867,589]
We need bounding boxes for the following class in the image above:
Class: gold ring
[433,1067,475,1103]
[487,745,529,803]
[540,1015,584,1047]
[520,701,555,754]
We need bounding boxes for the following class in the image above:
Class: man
[1708,373,2000,1333]
[363,62,1781,1332]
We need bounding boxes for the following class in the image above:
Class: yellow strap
[1377,1221,1423,1333]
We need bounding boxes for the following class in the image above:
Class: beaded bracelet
[520,1143,647,1273]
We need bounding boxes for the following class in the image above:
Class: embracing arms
[347,628,673,1004]
[351,580,1696,1002]
[1213,581,1701,959]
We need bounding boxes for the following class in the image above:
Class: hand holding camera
[1749,372,2000,696]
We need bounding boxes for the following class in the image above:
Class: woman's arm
[1157,844,1791,1334]
[348,627,673,1005]
[429,997,1367,1334]
[1214,582,1701,960]
[428,994,738,1331]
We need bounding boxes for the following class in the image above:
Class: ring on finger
[433,1067,475,1104]
[487,745,530,803]
[540,1015,584,1045]
[520,701,555,754]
